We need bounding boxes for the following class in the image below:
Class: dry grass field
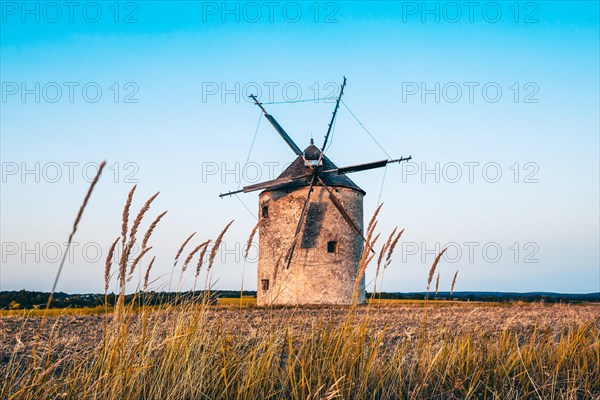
[1,301,598,399]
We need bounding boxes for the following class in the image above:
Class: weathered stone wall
[257,186,365,306]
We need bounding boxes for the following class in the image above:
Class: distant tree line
[1,290,598,310]
[369,291,600,303]
[0,290,256,310]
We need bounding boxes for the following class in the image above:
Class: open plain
[1,301,598,399]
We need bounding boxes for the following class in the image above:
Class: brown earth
[1,302,598,369]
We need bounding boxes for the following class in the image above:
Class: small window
[327,241,337,253]
[261,279,269,290]
[262,205,268,218]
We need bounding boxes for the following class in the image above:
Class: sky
[0,1,598,294]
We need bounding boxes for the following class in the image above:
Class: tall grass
[2,301,598,399]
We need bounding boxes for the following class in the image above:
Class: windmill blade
[219,172,313,198]
[321,76,347,154]
[219,156,414,197]
[316,176,375,253]
[326,156,412,175]
[335,159,388,174]
[284,174,318,268]
[249,94,303,156]
[265,115,303,156]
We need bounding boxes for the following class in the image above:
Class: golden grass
[217,296,257,307]
[0,306,111,317]
[2,301,598,399]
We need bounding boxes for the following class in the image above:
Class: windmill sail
[321,76,347,153]
[331,157,412,175]
[249,94,303,156]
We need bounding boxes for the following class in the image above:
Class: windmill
[220,77,411,305]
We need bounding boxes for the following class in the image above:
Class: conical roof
[264,144,365,195]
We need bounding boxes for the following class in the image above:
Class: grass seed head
[104,237,119,292]
[129,191,160,246]
[174,232,196,267]
[143,256,156,290]
[427,247,447,293]
[366,203,383,234]
[195,241,211,277]
[244,221,260,260]
[128,246,153,278]
[208,220,234,271]
[183,240,210,273]
[121,185,137,248]
[450,270,459,298]
[385,228,404,268]
[142,210,168,250]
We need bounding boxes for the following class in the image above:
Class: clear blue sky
[1,1,598,294]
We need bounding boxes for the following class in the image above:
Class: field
[1,301,598,399]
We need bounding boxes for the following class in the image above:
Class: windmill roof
[264,144,366,195]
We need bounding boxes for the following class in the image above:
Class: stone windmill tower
[220,78,411,306]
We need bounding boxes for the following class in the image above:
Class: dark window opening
[261,279,269,290]
[262,205,268,218]
[327,241,337,253]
